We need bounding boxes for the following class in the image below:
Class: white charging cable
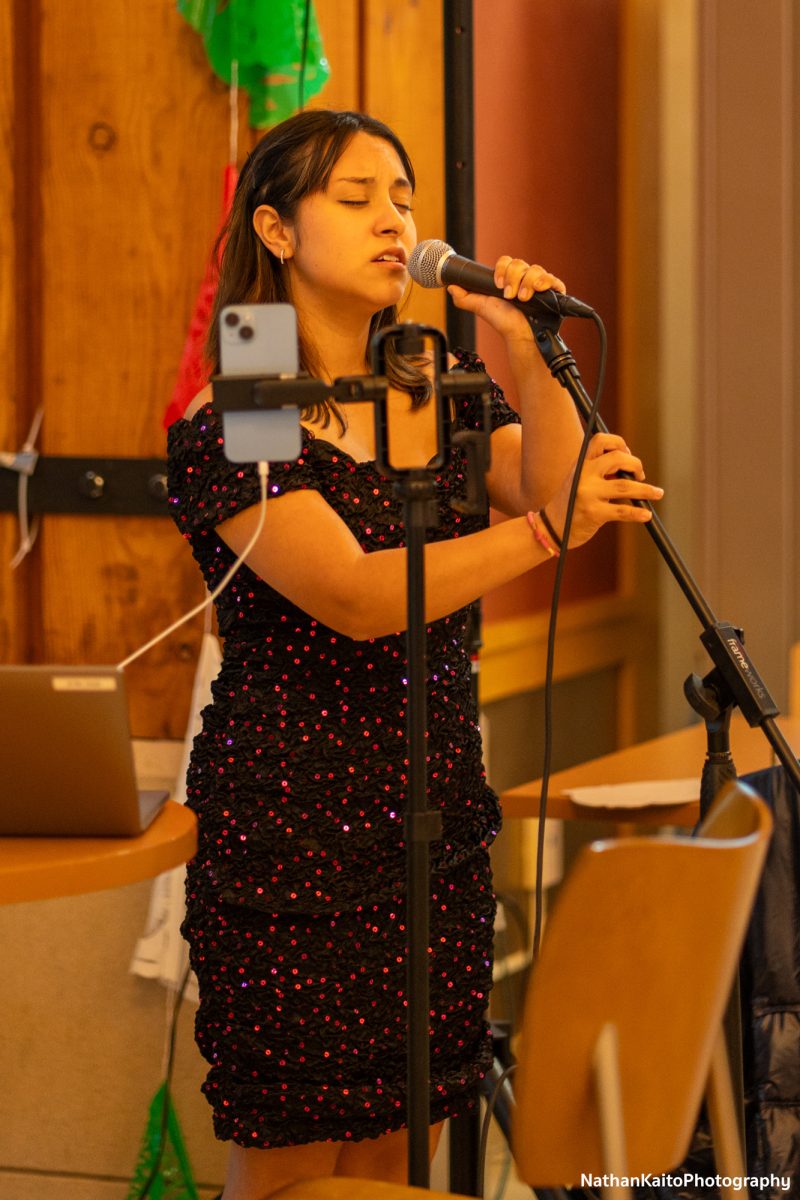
[116,461,269,672]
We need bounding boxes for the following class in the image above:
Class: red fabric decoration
[163,163,239,428]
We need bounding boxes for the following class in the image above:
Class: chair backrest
[512,780,772,1187]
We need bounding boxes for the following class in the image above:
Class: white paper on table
[564,778,700,808]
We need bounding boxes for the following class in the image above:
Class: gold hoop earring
[280,249,285,266]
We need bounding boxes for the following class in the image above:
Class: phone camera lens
[239,325,255,341]
[224,312,240,327]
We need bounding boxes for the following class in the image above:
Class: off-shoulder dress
[166,350,520,1147]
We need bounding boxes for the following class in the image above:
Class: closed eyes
[340,200,414,213]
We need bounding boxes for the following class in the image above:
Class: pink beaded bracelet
[538,505,563,550]
[526,510,561,558]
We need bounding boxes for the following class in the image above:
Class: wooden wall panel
[313,0,361,112]
[315,0,444,336]
[0,0,19,662]
[39,4,242,450]
[34,3,249,735]
[363,0,446,333]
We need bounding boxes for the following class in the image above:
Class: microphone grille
[407,239,453,289]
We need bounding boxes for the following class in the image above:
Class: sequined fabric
[166,350,520,1147]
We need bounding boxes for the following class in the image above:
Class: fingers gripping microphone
[407,239,595,320]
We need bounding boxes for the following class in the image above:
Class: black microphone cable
[410,239,607,964]
[476,313,607,1200]
[532,311,607,964]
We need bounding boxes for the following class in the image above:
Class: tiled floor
[482,1116,535,1199]
[431,1110,534,1199]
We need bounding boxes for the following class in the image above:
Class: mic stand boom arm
[530,314,800,796]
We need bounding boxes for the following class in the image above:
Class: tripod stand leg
[698,742,746,1158]
[449,1103,482,1196]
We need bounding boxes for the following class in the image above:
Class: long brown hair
[207,110,431,428]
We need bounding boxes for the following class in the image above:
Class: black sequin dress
[166,350,520,1148]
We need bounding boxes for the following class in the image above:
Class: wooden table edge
[0,800,198,904]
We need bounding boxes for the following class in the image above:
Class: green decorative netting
[178,0,330,127]
[126,1082,201,1200]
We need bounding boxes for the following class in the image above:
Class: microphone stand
[370,324,492,1188]
[529,310,800,1150]
[215,331,493,1191]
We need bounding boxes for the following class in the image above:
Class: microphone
[407,239,595,320]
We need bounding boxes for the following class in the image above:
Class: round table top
[0,800,197,904]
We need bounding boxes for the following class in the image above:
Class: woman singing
[167,109,662,1200]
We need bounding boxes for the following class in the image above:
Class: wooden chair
[272,1183,465,1200]
[512,779,771,1200]
[273,781,771,1200]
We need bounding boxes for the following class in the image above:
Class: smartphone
[218,303,302,463]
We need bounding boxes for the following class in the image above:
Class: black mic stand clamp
[685,620,782,820]
[683,669,739,819]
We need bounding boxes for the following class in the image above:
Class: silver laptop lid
[0,665,165,836]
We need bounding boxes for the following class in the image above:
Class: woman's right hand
[544,432,664,549]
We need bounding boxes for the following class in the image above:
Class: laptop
[0,664,169,837]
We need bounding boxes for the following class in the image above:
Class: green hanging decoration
[178,0,331,128]
[126,1082,201,1200]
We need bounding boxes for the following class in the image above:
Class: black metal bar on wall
[0,457,170,517]
[443,0,476,352]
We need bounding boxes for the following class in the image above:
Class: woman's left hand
[447,255,566,343]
